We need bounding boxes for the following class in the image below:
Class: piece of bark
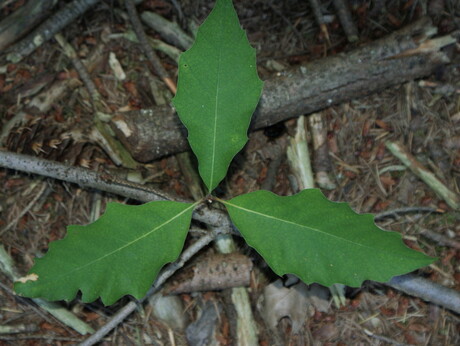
[0,0,58,51]
[309,113,336,189]
[111,17,454,162]
[166,253,252,294]
[287,116,314,190]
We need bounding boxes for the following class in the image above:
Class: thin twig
[308,0,330,44]
[386,141,460,210]
[363,328,408,346]
[0,149,231,228]
[332,0,359,42]
[79,229,221,346]
[140,11,193,50]
[0,150,170,202]
[125,0,176,93]
[418,228,460,249]
[54,32,138,168]
[54,33,99,102]
[374,206,442,221]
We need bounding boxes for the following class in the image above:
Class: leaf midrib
[39,203,196,285]
[224,200,378,251]
[209,17,224,192]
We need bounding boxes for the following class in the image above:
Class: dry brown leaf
[262,279,313,334]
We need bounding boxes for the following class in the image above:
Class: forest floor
[0,0,459,345]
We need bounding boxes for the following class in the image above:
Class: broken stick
[385,141,460,210]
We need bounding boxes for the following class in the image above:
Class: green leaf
[223,190,435,287]
[15,201,195,305]
[172,0,263,192]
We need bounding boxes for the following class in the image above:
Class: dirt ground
[0,0,459,345]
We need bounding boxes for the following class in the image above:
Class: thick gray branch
[111,17,454,162]
[388,274,460,314]
[0,0,58,51]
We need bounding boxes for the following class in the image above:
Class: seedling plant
[15,0,434,306]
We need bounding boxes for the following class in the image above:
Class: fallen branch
[140,10,193,51]
[111,17,455,162]
[0,0,58,51]
[333,0,359,42]
[5,0,101,63]
[125,0,176,93]
[388,274,460,314]
[1,151,459,331]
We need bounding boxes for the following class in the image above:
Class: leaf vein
[47,202,196,285]
[225,201,377,250]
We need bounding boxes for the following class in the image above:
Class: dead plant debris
[0,0,459,345]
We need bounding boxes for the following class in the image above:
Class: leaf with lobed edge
[172,0,263,192]
[223,189,435,287]
[15,201,195,305]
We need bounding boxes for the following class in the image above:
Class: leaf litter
[0,0,459,344]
